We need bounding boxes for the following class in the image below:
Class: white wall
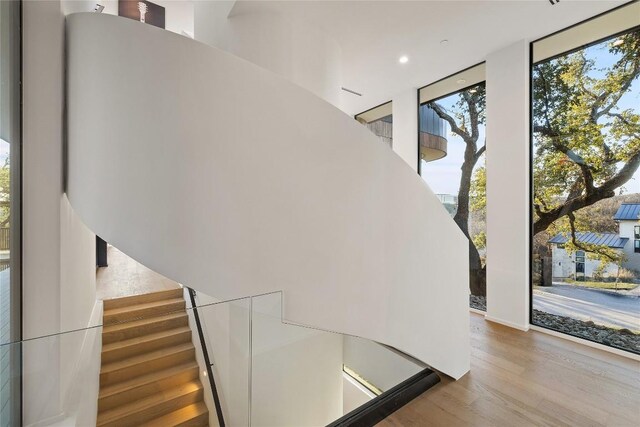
[392,89,419,171]
[342,373,374,415]
[251,293,343,426]
[60,196,97,332]
[193,291,343,427]
[485,40,530,331]
[195,1,343,109]
[620,221,640,271]
[22,1,98,424]
[66,13,471,380]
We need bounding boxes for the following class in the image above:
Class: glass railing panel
[2,324,104,426]
[0,289,254,427]
[188,292,251,427]
[2,288,432,426]
[249,291,428,427]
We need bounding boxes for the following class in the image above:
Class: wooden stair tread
[140,402,209,427]
[102,326,191,353]
[103,298,186,325]
[102,311,187,333]
[104,297,185,316]
[103,288,184,311]
[97,381,203,425]
[101,342,194,374]
[99,362,199,399]
[97,290,209,426]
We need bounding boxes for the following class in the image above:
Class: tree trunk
[429,96,487,297]
[455,144,486,297]
[469,240,486,297]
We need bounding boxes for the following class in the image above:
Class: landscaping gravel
[469,295,638,354]
[469,295,486,311]
[532,309,640,354]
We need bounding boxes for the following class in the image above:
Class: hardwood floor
[378,313,640,427]
[97,246,180,300]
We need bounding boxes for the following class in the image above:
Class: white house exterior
[549,203,640,281]
[614,203,640,272]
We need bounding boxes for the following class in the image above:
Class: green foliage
[533,30,640,270]
[0,158,9,227]
[472,230,486,252]
[470,165,486,214]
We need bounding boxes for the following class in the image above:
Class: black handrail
[187,287,226,427]
[327,368,440,427]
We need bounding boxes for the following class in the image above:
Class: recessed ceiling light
[440,39,449,45]
[456,78,467,84]
[399,55,409,64]
[612,38,624,46]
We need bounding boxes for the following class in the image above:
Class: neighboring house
[613,203,640,272]
[548,203,640,280]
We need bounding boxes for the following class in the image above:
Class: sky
[419,32,640,198]
[420,94,485,196]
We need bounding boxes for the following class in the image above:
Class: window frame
[528,2,640,351]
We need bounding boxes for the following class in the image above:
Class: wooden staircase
[98,288,210,426]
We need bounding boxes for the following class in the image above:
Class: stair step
[98,362,200,413]
[101,326,192,364]
[140,402,209,427]
[103,288,184,311]
[97,381,204,427]
[100,343,195,387]
[102,311,189,344]
[103,298,186,325]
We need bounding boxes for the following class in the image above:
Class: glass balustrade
[1,289,434,426]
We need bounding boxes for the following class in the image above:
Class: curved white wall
[195,1,344,109]
[66,13,469,379]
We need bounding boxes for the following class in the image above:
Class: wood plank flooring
[97,246,180,300]
[378,313,640,427]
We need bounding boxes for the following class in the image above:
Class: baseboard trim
[469,307,486,315]
[529,325,640,361]
[485,315,530,332]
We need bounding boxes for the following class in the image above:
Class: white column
[485,40,530,331]
[391,89,418,172]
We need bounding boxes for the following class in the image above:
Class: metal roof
[613,203,640,221]
[548,232,629,249]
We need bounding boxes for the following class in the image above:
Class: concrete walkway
[533,284,640,331]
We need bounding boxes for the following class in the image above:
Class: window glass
[0,1,21,424]
[419,64,486,311]
[531,4,640,353]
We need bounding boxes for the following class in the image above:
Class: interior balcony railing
[8,287,440,426]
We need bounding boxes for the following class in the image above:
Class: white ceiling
[231,0,629,115]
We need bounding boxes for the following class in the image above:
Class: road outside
[533,283,640,332]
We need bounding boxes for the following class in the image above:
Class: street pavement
[533,283,640,331]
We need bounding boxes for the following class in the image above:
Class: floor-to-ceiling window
[531,2,640,353]
[0,0,21,424]
[419,64,487,310]
[355,101,393,148]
